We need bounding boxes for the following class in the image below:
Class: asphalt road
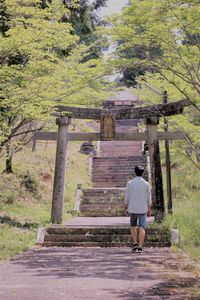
[0,247,199,300]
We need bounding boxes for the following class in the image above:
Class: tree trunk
[5,139,13,173]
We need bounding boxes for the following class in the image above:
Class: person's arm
[124,182,129,215]
[147,205,151,217]
[147,184,152,217]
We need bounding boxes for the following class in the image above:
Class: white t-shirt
[125,176,151,214]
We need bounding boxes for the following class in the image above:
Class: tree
[110,0,200,165]
[111,0,200,108]
[0,0,10,35]
[114,39,162,86]
[0,0,110,172]
[62,0,108,60]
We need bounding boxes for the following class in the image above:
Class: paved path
[0,247,199,300]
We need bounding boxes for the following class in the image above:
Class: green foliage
[111,0,200,106]
[63,0,108,59]
[0,127,92,259]
[21,171,40,194]
[0,0,111,170]
[162,146,200,261]
[112,0,200,154]
[0,190,16,204]
[0,224,36,260]
[0,0,10,34]
[130,73,200,148]
[0,174,19,204]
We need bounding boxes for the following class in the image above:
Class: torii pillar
[51,116,71,224]
[146,116,165,221]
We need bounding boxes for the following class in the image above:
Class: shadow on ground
[9,247,200,299]
[0,215,39,229]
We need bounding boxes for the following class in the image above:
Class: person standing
[124,166,152,253]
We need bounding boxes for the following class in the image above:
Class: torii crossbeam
[55,98,190,119]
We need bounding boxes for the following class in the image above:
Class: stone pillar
[51,116,70,224]
[146,116,165,221]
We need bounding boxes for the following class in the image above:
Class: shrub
[21,171,40,194]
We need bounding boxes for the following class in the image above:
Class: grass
[162,150,200,262]
[0,225,36,260]
[0,130,91,260]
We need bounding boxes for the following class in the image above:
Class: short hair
[135,166,144,176]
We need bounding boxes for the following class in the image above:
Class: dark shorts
[130,213,147,229]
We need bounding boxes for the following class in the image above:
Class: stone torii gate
[33,98,190,223]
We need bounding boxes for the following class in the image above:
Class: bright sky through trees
[100,0,128,16]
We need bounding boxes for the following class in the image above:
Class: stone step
[92,162,147,165]
[91,178,144,182]
[93,168,146,171]
[44,234,168,243]
[92,161,147,164]
[91,182,127,186]
[93,156,146,159]
[91,182,128,188]
[100,150,143,157]
[79,208,125,217]
[100,147,142,150]
[92,165,146,169]
[43,241,170,247]
[81,199,124,204]
[92,173,148,178]
[92,170,148,173]
[91,175,134,179]
[100,145,142,149]
[100,146,142,150]
[80,188,126,216]
[94,159,146,161]
[43,225,171,248]
[92,172,147,176]
[92,163,147,166]
[46,226,168,235]
[81,195,124,201]
[79,211,125,217]
[91,177,131,179]
[92,171,145,175]
[82,188,125,194]
[92,175,148,180]
[93,157,147,161]
[80,203,125,208]
[100,143,141,148]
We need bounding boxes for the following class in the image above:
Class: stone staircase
[43,222,171,248]
[78,154,149,217]
[91,156,148,188]
[79,188,126,217]
[99,141,143,157]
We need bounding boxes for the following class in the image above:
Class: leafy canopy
[111,0,200,106]
[0,0,110,146]
[110,0,200,159]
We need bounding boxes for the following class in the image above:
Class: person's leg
[130,214,138,250]
[138,227,145,248]
[130,226,137,244]
[138,214,147,250]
